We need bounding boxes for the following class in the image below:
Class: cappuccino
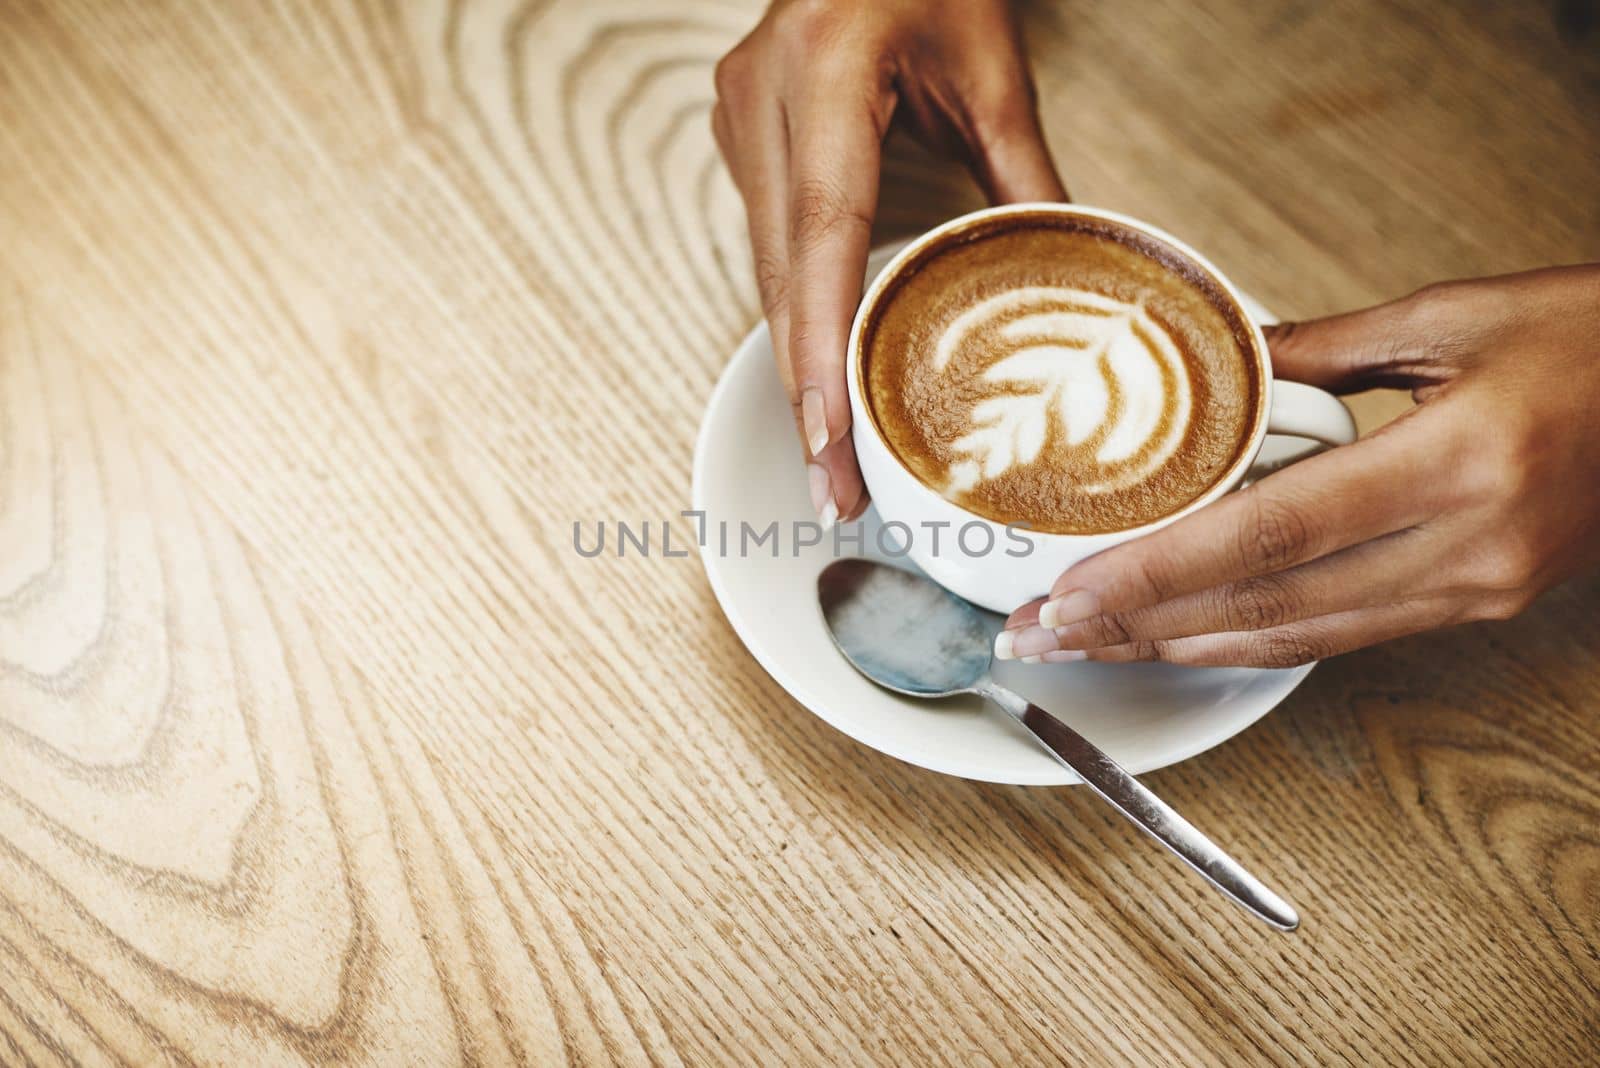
[861,212,1263,534]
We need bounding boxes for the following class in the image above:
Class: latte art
[863,212,1263,535]
[936,287,1193,497]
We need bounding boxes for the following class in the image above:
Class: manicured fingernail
[808,463,837,529]
[993,630,1016,660]
[1041,649,1087,663]
[1010,625,1063,658]
[1038,589,1098,629]
[1020,655,1042,664]
[802,388,829,456]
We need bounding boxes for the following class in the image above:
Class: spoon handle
[995,690,1299,931]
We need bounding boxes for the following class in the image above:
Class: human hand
[995,265,1600,667]
[713,0,1066,524]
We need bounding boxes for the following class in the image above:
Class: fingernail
[802,388,829,457]
[1038,589,1098,630]
[808,463,837,529]
[1041,649,1087,663]
[1020,655,1042,665]
[1010,625,1063,658]
[993,630,1016,660]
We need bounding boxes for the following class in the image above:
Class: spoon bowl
[817,557,997,698]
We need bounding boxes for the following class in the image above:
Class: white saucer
[691,245,1315,785]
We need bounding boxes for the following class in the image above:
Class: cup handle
[1251,380,1358,478]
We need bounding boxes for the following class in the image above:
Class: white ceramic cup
[845,203,1357,614]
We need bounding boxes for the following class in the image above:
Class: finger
[1002,527,1434,659]
[1263,288,1444,393]
[1003,599,1044,632]
[785,78,894,513]
[1069,597,1467,669]
[725,98,794,370]
[1032,416,1447,631]
[721,90,858,519]
[993,600,1044,660]
[786,84,889,450]
[965,86,1067,203]
[715,87,795,378]
[714,51,792,337]
[715,55,871,523]
[1046,524,1454,652]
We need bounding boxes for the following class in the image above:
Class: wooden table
[2,0,1596,1063]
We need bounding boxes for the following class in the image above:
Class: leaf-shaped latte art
[939,288,1192,496]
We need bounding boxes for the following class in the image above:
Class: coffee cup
[845,203,1356,614]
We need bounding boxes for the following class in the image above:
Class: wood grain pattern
[1,0,1596,1063]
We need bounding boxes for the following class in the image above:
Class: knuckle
[1239,495,1315,573]
[1412,276,1510,317]
[1478,536,1541,594]
[1227,574,1294,631]
[1403,279,1476,332]
[713,50,751,100]
[968,74,1039,135]
[1474,591,1532,622]
[752,250,790,312]
[1252,629,1324,668]
[1120,552,1172,605]
[790,177,871,251]
[1406,279,1461,314]
[787,393,808,434]
[1473,456,1524,508]
[774,0,846,49]
[710,102,730,151]
[1462,419,1539,506]
[1124,640,1164,662]
[1087,612,1134,647]
[788,319,823,361]
[1401,278,1505,362]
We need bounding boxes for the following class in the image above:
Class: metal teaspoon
[817,558,1299,931]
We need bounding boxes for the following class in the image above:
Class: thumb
[1262,291,1438,393]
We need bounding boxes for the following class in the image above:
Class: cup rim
[846,202,1274,543]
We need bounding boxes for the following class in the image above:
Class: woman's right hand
[713,0,1067,525]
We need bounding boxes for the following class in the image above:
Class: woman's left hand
[995,265,1600,668]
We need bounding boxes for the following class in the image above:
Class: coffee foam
[862,213,1261,534]
[936,286,1193,496]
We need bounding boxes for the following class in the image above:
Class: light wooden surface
[2,0,1597,1063]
